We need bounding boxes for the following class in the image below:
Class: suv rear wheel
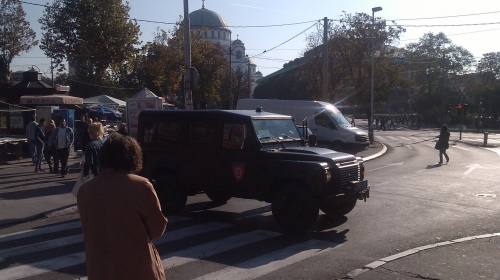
[153,173,187,215]
[271,184,319,232]
[320,195,357,219]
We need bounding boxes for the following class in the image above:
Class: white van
[236,99,369,152]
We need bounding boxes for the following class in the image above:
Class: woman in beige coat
[77,133,167,280]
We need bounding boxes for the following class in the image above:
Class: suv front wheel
[271,184,319,232]
[319,195,357,219]
[153,173,187,215]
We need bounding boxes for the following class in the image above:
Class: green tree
[300,12,408,112]
[0,0,37,87]
[477,52,500,82]
[38,0,141,96]
[404,32,475,120]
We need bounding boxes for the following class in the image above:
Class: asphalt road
[0,124,499,279]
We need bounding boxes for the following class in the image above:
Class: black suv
[137,109,369,231]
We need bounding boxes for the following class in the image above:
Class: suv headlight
[325,169,331,183]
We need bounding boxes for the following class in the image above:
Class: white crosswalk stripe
[0,215,340,280]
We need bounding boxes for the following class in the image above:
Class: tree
[38,0,141,93]
[0,0,37,87]
[477,52,500,82]
[404,32,475,120]
[300,12,409,111]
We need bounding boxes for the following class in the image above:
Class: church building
[189,2,263,96]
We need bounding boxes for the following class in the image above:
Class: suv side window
[142,121,180,146]
[188,122,215,147]
[222,124,245,149]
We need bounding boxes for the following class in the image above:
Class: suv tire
[320,195,357,218]
[205,191,232,203]
[271,184,319,232]
[154,173,187,214]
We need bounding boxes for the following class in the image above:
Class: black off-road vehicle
[137,109,369,231]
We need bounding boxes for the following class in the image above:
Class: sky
[11,0,500,80]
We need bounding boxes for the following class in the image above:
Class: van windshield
[326,109,352,128]
[252,119,300,142]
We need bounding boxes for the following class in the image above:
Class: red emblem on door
[232,162,245,182]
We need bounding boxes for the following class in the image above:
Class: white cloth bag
[72,169,94,197]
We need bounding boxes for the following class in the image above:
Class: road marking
[368,162,403,172]
[375,136,386,141]
[408,137,422,142]
[405,145,412,149]
[453,146,468,150]
[399,137,410,140]
[192,239,337,280]
[0,221,81,242]
[484,147,500,156]
[463,164,483,175]
[161,230,281,269]
[386,136,399,141]
[0,234,84,259]
[0,221,229,280]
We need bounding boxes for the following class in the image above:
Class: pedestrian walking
[26,115,38,165]
[77,133,167,280]
[477,118,484,133]
[389,117,396,130]
[83,122,104,177]
[43,120,56,173]
[379,116,386,131]
[34,118,46,172]
[49,118,74,177]
[375,117,380,130]
[436,124,450,165]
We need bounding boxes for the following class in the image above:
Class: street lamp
[369,6,382,144]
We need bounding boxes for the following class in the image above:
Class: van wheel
[320,196,357,219]
[329,141,344,152]
[271,184,319,232]
[154,173,187,215]
[205,191,232,203]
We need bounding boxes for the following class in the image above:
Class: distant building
[189,3,262,96]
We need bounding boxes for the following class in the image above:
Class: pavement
[1,134,500,280]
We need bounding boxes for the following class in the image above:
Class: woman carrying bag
[73,122,104,197]
[436,124,450,165]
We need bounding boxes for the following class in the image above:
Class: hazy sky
[11,0,500,80]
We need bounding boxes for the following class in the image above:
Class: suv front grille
[338,164,360,187]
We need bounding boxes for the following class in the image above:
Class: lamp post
[369,6,382,144]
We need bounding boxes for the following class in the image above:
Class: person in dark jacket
[437,124,450,165]
[81,118,93,153]
[84,122,105,177]
[117,123,128,136]
[43,120,56,173]
[34,118,46,172]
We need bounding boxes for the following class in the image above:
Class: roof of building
[190,6,227,29]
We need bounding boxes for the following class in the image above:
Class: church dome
[190,7,227,28]
[232,39,244,45]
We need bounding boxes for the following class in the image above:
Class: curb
[342,232,500,279]
[0,204,77,227]
[362,142,387,162]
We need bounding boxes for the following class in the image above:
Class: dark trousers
[55,148,69,175]
[35,142,45,169]
[44,146,54,172]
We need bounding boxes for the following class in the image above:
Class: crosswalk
[374,135,434,143]
[0,215,339,280]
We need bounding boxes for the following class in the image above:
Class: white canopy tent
[82,95,126,107]
[129,87,158,99]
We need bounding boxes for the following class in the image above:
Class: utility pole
[183,0,193,110]
[322,17,328,102]
[229,33,233,109]
[51,59,54,87]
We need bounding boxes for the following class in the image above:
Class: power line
[65,78,140,90]
[391,10,500,21]
[249,21,319,59]
[399,27,500,42]
[395,22,500,27]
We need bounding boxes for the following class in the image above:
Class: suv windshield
[252,119,300,142]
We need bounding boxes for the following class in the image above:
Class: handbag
[434,141,441,150]
[72,169,94,197]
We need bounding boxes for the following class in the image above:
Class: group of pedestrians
[26,115,74,176]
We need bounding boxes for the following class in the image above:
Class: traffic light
[463,104,469,115]
[457,103,462,116]
[446,103,452,113]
